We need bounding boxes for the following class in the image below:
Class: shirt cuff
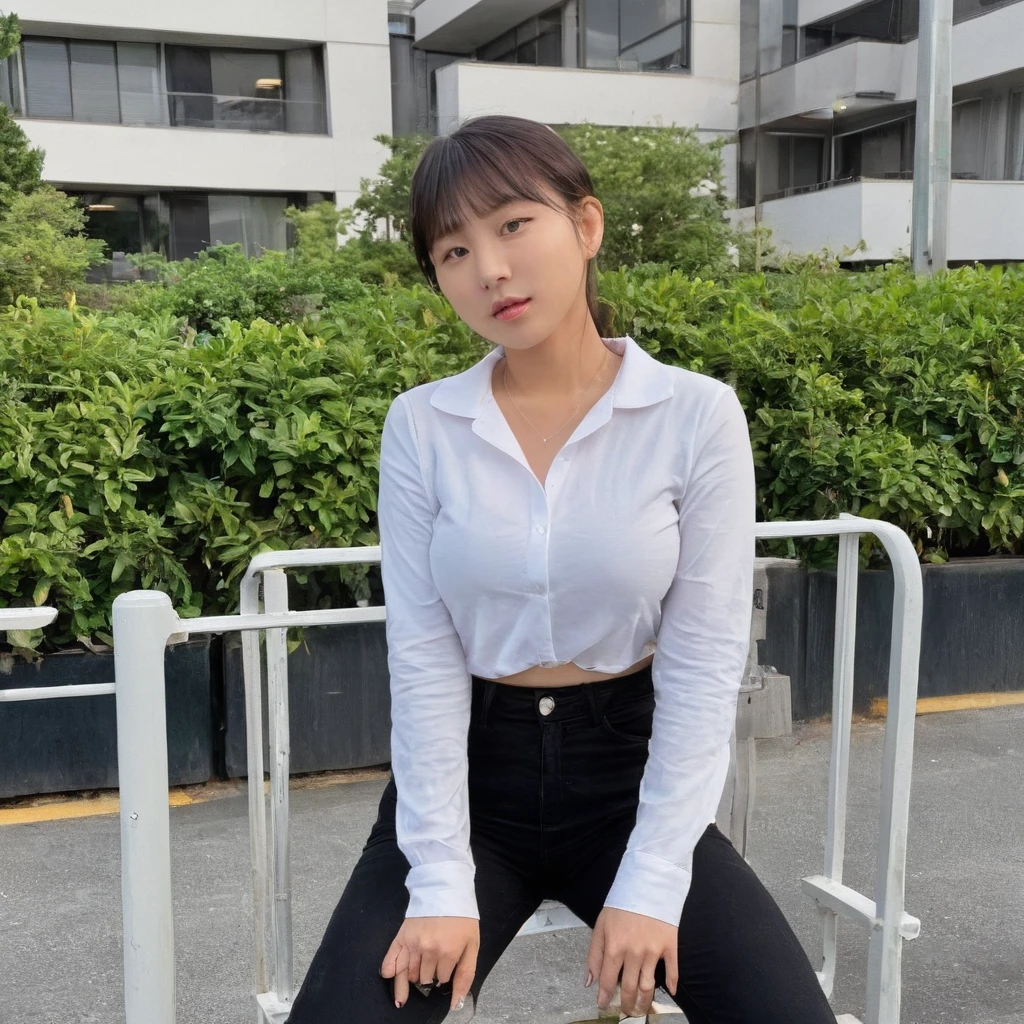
[603,849,693,927]
[404,860,480,920]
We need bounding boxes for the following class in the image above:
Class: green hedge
[2,263,1022,656]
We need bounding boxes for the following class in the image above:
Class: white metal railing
[2,513,923,1024]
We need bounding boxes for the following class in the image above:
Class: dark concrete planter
[761,557,1024,720]
[222,622,391,778]
[0,638,214,799]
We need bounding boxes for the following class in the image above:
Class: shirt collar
[429,335,675,419]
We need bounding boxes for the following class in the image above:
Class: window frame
[581,0,691,73]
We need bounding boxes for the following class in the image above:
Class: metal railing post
[264,569,294,1004]
[818,524,861,997]
[240,570,270,1006]
[112,590,178,1024]
[866,525,924,1024]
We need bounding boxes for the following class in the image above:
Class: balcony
[16,117,341,194]
[740,0,1024,129]
[434,59,739,135]
[739,39,907,128]
[734,179,1024,263]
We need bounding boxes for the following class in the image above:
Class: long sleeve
[377,394,478,920]
[603,385,756,926]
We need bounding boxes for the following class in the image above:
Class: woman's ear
[577,196,604,261]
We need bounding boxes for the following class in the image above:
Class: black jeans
[287,664,837,1024]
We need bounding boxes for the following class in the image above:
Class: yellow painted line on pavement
[0,766,390,827]
[871,691,1024,718]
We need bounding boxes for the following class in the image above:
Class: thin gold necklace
[502,347,609,444]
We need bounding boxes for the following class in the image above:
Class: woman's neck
[500,310,608,402]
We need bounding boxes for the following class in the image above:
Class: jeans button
[538,696,555,716]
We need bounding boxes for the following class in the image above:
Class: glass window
[951,100,983,179]
[584,0,687,71]
[954,0,1022,21]
[477,9,563,67]
[619,24,684,71]
[211,50,284,131]
[117,42,166,126]
[740,0,758,80]
[70,40,120,123]
[775,136,825,194]
[284,48,326,133]
[22,38,72,119]
[208,194,289,256]
[584,0,620,68]
[835,118,914,180]
[0,53,21,113]
[1007,89,1024,181]
[620,0,682,50]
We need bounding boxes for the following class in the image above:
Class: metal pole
[911,0,936,271]
[911,0,953,273]
[931,0,954,270]
[753,0,763,272]
[113,590,177,1024]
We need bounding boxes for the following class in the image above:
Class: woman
[287,115,837,1024]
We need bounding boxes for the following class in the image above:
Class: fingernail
[456,997,466,1010]
[395,999,403,1009]
[584,970,593,987]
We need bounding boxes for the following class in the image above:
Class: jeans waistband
[470,662,653,730]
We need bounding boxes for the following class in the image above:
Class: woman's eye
[505,218,529,233]
[443,246,468,261]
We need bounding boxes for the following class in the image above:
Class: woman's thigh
[551,821,837,1024]
[287,780,541,1024]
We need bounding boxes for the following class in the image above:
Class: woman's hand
[380,916,480,1011]
[585,907,678,1017]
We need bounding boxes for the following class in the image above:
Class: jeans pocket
[598,692,655,745]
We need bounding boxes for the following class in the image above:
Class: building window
[951,99,984,179]
[774,135,826,196]
[583,0,689,72]
[73,189,328,270]
[953,0,1023,21]
[835,116,915,180]
[16,36,326,133]
[1006,88,1024,180]
[0,52,21,113]
[477,7,563,66]
[801,0,907,59]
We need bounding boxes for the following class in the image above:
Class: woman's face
[429,187,603,351]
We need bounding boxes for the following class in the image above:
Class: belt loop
[480,679,498,729]
[582,682,602,726]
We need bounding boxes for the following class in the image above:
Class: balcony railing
[13,85,327,135]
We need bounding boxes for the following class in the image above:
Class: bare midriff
[478,652,654,688]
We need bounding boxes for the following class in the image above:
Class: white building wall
[736,180,1024,262]
[11,0,391,205]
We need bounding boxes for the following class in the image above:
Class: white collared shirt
[378,335,755,925]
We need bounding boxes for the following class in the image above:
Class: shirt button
[536,524,546,534]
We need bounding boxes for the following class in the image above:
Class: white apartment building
[4,1,1022,268]
[736,0,1024,263]
[392,0,1024,264]
[0,1,392,273]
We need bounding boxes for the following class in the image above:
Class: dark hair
[409,114,610,335]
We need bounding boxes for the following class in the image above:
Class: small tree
[0,186,107,303]
[353,133,430,241]
[0,12,45,211]
[558,123,743,277]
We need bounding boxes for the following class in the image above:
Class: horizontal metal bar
[802,876,921,940]
[242,547,381,587]
[756,517,876,540]
[0,681,115,702]
[180,605,386,637]
[0,607,58,631]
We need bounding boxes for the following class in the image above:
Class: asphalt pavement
[2,705,1023,1024]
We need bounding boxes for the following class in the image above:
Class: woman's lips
[493,299,531,322]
